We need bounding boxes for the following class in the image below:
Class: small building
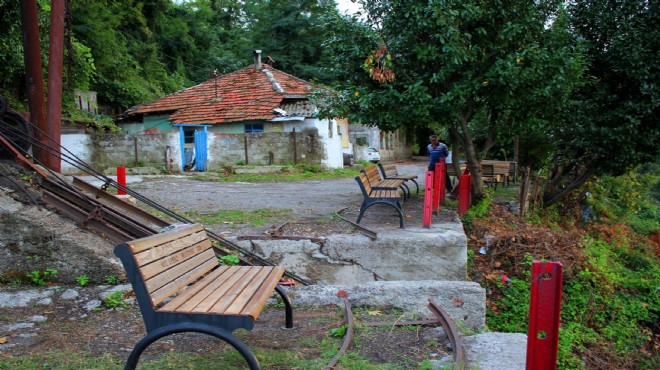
[121,51,345,170]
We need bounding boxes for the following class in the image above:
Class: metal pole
[526,261,563,370]
[19,0,47,163]
[45,0,65,172]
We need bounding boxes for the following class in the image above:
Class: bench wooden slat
[140,243,215,281]
[225,267,283,317]
[129,224,205,253]
[240,267,286,319]
[158,265,231,311]
[148,257,219,306]
[133,231,210,267]
[210,267,273,314]
[179,266,254,313]
[144,248,217,302]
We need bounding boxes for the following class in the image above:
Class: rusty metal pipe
[46,0,65,172]
[19,0,47,164]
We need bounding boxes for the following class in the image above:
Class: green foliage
[26,268,58,286]
[219,255,240,266]
[104,275,119,285]
[67,110,121,133]
[76,275,90,287]
[461,190,492,225]
[103,290,126,309]
[330,325,347,338]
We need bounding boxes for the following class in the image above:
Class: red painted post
[526,261,563,370]
[438,158,447,204]
[422,171,434,228]
[432,164,441,214]
[457,174,471,215]
[117,166,126,195]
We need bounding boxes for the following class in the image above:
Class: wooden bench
[362,165,410,199]
[355,172,404,228]
[378,163,419,194]
[113,223,293,370]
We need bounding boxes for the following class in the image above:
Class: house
[121,50,346,170]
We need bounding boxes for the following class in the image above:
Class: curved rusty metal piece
[324,292,355,369]
[428,299,465,369]
[335,207,377,240]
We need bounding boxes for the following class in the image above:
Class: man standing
[427,135,453,191]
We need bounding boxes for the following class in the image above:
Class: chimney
[253,50,262,70]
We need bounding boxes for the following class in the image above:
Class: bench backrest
[356,172,373,196]
[122,223,217,308]
[481,160,510,175]
[363,165,383,185]
[379,163,398,178]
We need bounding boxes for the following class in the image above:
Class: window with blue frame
[244,123,264,133]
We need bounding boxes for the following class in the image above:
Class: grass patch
[193,167,360,183]
[183,208,292,226]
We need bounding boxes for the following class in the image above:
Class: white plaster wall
[60,134,91,175]
[310,118,343,169]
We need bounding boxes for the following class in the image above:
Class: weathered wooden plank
[210,267,271,314]
[240,267,286,319]
[181,266,253,313]
[158,265,231,311]
[128,224,204,253]
[148,257,218,306]
[133,232,210,267]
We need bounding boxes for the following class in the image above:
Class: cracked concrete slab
[232,219,467,284]
[287,280,486,331]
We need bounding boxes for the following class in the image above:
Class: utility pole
[46,0,65,172]
[19,0,48,166]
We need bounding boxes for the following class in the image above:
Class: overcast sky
[336,0,362,15]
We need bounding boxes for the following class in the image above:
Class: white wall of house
[60,134,90,174]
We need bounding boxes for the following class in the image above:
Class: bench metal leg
[411,179,419,194]
[124,323,261,370]
[275,285,294,329]
[357,201,404,228]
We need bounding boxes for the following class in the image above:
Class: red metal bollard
[457,174,471,215]
[117,166,126,195]
[432,164,441,214]
[526,261,563,370]
[438,159,447,205]
[422,171,434,228]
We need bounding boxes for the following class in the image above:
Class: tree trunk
[542,166,596,207]
[457,109,484,201]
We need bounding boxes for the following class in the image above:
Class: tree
[542,0,660,206]
[318,0,583,201]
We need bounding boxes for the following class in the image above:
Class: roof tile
[126,66,319,124]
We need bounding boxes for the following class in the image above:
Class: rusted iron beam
[428,299,465,370]
[72,177,170,229]
[335,207,377,239]
[324,291,355,370]
[0,135,49,178]
[45,0,64,172]
[361,318,442,327]
[19,0,48,168]
[42,190,132,243]
[236,235,326,244]
[41,177,157,240]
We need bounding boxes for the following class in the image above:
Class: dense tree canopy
[317,0,585,201]
[0,0,340,111]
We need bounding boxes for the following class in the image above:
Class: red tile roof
[126,66,319,124]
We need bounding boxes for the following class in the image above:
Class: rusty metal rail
[428,299,466,369]
[324,291,355,370]
[335,207,377,239]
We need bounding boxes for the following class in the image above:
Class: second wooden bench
[355,172,404,228]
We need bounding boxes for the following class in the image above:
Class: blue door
[194,130,207,171]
